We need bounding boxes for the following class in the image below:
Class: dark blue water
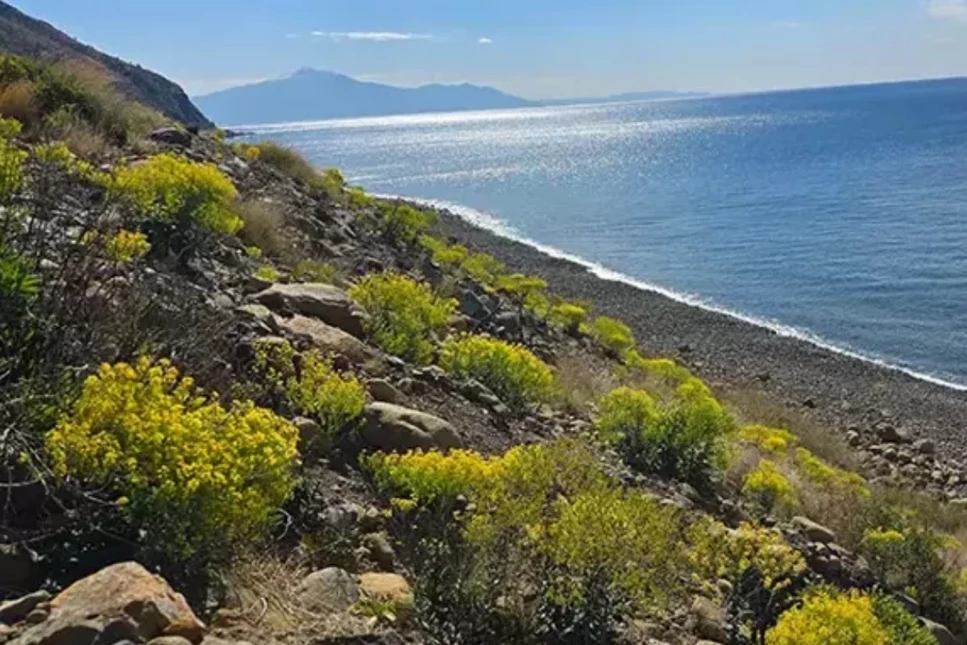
[244,79,967,387]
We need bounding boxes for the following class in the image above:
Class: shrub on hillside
[292,260,337,284]
[739,425,798,454]
[254,339,367,449]
[742,459,798,514]
[45,357,299,565]
[0,117,27,201]
[621,350,695,384]
[440,334,556,411]
[0,54,164,143]
[349,272,456,364]
[587,316,635,355]
[765,589,889,645]
[871,594,941,645]
[689,520,807,592]
[236,200,286,256]
[596,379,734,487]
[547,301,589,332]
[371,201,437,245]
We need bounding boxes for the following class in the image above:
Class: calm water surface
[242,79,967,386]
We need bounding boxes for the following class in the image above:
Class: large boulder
[252,284,367,337]
[296,568,359,614]
[920,618,957,645]
[687,597,728,644]
[10,562,205,645]
[276,315,376,363]
[359,403,463,453]
[791,516,837,545]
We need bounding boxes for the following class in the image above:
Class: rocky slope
[0,1,211,127]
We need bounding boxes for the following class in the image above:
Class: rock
[359,403,463,453]
[876,423,911,444]
[277,315,377,363]
[462,380,503,407]
[920,618,957,645]
[22,610,46,626]
[324,502,362,532]
[293,417,329,454]
[362,533,396,571]
[297,568,359,614]
[147,638,194,645]
[235,303,275,324]
[366,379,405,404]
[253,283,367,337]
[846,430,861,446]
[11,562,206,644]
[688,597,728,644]
[0,591,51,625]
[914,439,937,455]
[149,127,192,147]
[359,506,383,533]
[358,573,413,611]
[457,290,491,319]
[792,516,837,544]
[415,366,448,383]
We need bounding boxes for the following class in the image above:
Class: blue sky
[11,0,967,97]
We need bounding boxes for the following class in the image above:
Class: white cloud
[478,37,493,44]
[927,0,967,22]
[284,33,299,39]
[312,31,434,41]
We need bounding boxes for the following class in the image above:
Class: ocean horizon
[241,77,967,388]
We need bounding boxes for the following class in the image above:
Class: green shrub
[292,260,337,283]
[373,201,436,244]
[596,379,734,486]
[547,301,589,332]
[45,357,299,564]
[871,594,940,645]
[742,460,797,514]
[253,339,366,448]
[0,116,27,202]
[739,425,798,454]
[765,589,889,645]
[621,350,695,384]
[251,141,323,187]
[689,520,807,591]
[419,234,507,285]
[236,200,286,256]
[349,272,456,364]
[587,316,635,355]
[255,265,279,282]
[111,153,242,237]
[440,334,556,411]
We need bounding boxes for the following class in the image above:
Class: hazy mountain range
[195,68,707,126]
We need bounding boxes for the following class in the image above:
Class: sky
[11,0,967,98]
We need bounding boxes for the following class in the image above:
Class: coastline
[425,201,967,465]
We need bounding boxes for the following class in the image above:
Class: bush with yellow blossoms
[766,589,889,645]
[45,357,299,563]
[689,520,807,592]
[110,152,242,236]
[742,459,798,514]
[0,116,27,202]
[738,425,798,454]
[586,316,635,355]
[103,229,150,262]
[349,271,456,364]
[440,334,556,411]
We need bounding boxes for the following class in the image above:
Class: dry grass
[553,351,618,414]
[237,200,287,257]
[218,554,370,645]
[255,142,320,186]
[0,80,39,123]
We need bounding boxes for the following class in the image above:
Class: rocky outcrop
[252,283,367,338]
[297,568,359,614]
[6,562,205,645]
[276,314,376,363]
[358,402,463,453]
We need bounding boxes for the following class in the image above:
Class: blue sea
[241,78,967,387]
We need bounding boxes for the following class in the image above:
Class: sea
[238,78,967,388]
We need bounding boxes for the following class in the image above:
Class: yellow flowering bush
[367,449,497,503]
[349,271,456,364]
[255,264,279,282]
[45,357,299,561]
[742,460,798,513]
[104,229,151,262]
[420,235,507,285]
[440,334,556,411]
[0,116,27,201]
[766,589,889,645]
[739,425,798,454]
[860,527,908,581]
[373,201,436,244]
[254,339,367,444]
[33,141,107,183]
[871,594,942,645]
[586,316,635,355]
[595,379,734,485]
[110,153,243,235]
[690,520,807,591]
[795,448,869,498]
[547,301,588,332]
[621,351,695,384]
[292,259,336,283]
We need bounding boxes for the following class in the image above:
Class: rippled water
[242,78,967,386]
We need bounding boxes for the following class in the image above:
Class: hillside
[0,0,211,127]
[195,68,533,125]
[0,54,965,645]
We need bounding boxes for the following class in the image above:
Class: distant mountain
[0,0,211,127]
[538,90,709,106]
[195,68,533,126]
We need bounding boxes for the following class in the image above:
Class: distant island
[194,68,707,126]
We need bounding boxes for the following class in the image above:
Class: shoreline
[423,200,967,465]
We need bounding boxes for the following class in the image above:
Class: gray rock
[688,597,728,644]
[235,303,275,323]
[0,545,38,594]
[876,423,912,444]
[252,283,367,337]
[0,591,51,626]
[146,637,194,645]
[366,379,405,404]
[915,439,937,455]
[324,503,361,532]
[359,403,463,453]
[297,568,359,614]
[22,611,45,626]
[792,516,837,544]
[293,417,330,454]
[149,127,192,147]
[276,315,376,364]
[920,618,957,645]
[362,533,396,571]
